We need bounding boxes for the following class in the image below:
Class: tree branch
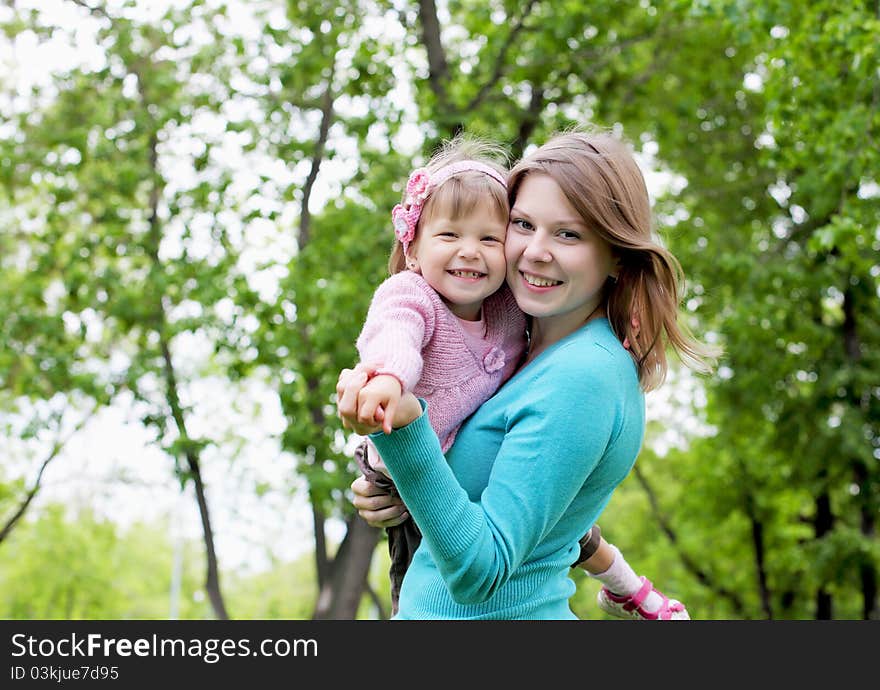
[633,464,747,616]
[0,403,98,544]
[417,0,450,107]
[67,0,110,20]
[743,489,773,618]
[298,81,335,248]
[465,0,539,112]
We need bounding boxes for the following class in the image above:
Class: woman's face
[505,173,616,336]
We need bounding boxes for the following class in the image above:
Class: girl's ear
[404,251,421,274]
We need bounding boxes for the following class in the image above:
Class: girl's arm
[355,273,437,393]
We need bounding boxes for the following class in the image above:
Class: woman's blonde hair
[387,135,510,274]
[508,128,718,390]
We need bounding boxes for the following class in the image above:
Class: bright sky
[2,0,713,598]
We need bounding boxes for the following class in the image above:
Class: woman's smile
[519,270,563,289]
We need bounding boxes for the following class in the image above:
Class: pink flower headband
[391,161,507,253]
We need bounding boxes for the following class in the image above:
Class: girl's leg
[574,528,689,620]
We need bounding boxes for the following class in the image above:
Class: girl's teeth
[451,270,482,278]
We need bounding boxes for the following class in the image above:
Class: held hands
[336,365,422,435]
[336,365,398,435]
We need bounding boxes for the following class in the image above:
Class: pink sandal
[597,577,690,620]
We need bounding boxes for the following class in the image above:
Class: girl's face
[408,204,508,321]
[505,173,617,335]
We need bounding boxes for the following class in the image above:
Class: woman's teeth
[523,273,560,287]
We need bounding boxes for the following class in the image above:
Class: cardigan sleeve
[355,273,437,393]
[370,346,625,605]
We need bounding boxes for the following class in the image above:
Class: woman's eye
[559,230,581,240]
[512,218,533,231]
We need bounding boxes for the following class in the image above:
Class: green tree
[4,0,875,621]
[1,0,269,618]
[237,0,413,618]
[584,0,880,619]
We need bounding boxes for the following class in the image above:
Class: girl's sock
[590,544,663,614]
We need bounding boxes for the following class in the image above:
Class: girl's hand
[336,367,423,434]
[356,374,402,434]
[336,365,382,435]
[393,391,422,429]
[350,475,410,528]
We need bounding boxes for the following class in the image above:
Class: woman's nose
[522,232,551,262]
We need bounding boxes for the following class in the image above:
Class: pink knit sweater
[356,271,527,452]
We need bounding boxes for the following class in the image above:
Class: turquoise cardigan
[371,318,645,619]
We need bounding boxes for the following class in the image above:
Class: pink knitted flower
[406,168,431,203]
[483,346,506,374]
[392,204,415,245]
[392,168,433,248]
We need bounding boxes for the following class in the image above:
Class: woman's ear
[609,256,621,281]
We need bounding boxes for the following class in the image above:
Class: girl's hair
[507,128,718,390]
[388,135,510,274]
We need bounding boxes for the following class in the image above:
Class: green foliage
[0,506,207,619]
[0,502,324,620]
[223,558,317,619]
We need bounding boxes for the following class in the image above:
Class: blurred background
[0,0,877,620]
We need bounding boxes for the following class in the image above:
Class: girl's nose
[458,240,480,258]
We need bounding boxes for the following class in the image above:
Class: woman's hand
[350,475,410,528]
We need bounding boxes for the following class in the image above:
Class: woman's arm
[370,355,626,605]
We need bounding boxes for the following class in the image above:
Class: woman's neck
[526,304,606,364]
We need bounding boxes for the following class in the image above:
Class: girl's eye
[482,235,501,243]
[438,232,457,238]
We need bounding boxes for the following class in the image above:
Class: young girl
[347,135,688,620]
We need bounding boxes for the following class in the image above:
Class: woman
[339,129,716,619]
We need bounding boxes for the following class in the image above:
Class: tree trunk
[745,493,773,619]
[510,85,545,162]
[143,122,228,620]
[842,287,878,619]
[855,461,878,619]
[312,502,330,590]
[312,514,381,619]
[814,490,833,619]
